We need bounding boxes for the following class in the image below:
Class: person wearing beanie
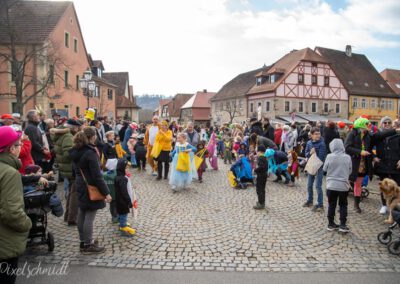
[372,115,400,214]
[344,117,373,213]
[253,144,268,210]
[0,126,32,284]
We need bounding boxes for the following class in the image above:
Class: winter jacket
[323,139,352,191]
[254,155,268,176]
[69,144,110,210]
[250,121,264,136]
[19,139,34,174]
[344,128,373,182]
[263,124,275,141]
[324,127,340,154]
[115,159,131,215]
[237,143,249,156]
[274,150,289,165]
[183,130,200,148]
[0,152,32,259]
[51,127,73,179]
[305,138,327,162]
[103,140,117,160]
[280,130,295,152]
[274,128,282,146]
[372,129,400,175]
[103,170,117,200]
[134,141,147,158]
[24,121,45,162]
[155,129,173,151]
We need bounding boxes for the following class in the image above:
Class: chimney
[345,45,352,57]
[203,89,207,93]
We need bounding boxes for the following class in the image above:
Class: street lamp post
[79,69,96,109]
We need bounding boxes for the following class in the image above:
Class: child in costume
[134,134,147,171]
[103,159,118,223]
[237,142,249,158]
[115,135,127,159]
[127,134,138,167]
[254,145,268,210]
[115,159,136,236]
[169,133,197,191]
[207,132,218,170]
[103,131,117,161]
[196,140,209,183]
[265,149,291,184]
[223,133,233,164]
[287,150,299,187]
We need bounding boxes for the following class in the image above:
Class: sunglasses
[383,121,392,125]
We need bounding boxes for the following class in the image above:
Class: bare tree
[0,0,69,115]
[222,96,242,124]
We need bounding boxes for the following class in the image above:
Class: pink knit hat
[0,126,22,153]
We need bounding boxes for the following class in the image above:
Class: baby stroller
[228,157,254,189]
[348,175,370,200]
[24,181,61,252]
[377,210,400,255]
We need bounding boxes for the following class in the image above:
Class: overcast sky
[68,0,400,96]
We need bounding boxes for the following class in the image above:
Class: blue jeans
[119,214,128,227]
[63,178,70,199]
[130,154,137,166]
[307,167,324,207]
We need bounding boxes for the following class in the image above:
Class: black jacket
[372,129,400,175]
[103,141,117,160]
[254,155,268,177]
[115,159,131,215]
[257,136,278,150]
[24,121,44,162]
[263,124,275,141]
[69,144,109,210]
[134,141,146,158]
[344,129,373,181]
[250,122,264,136]
[119,126,128,142]
[324,127,340,154]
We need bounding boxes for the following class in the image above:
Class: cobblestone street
[21,161,400,272]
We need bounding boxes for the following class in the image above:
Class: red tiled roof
[0,1,72,44]
[181,91,216,109]
[380,69,400,95]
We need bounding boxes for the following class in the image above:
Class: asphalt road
[15,265,400,284]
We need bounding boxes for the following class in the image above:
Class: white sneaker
[379,206,388,215]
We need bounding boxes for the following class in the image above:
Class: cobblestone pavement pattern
[21,161,400,272]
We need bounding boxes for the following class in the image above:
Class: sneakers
[151,171,158,176]
[327,223,339,231]
[339,225,350,233]
[82,243,105,255]
[119,226,136,236]
[312,205,324,212]
[253,202,265,210]
[379,206,388,215]
[302,201,313,207]
[111,217,119,224]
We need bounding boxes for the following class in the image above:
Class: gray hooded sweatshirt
[323,139,352,192]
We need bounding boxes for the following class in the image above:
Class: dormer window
[270,74,276,83]
[256,77,262,86]
[97,68,102,78]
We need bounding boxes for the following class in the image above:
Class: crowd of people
[1,109,400,283]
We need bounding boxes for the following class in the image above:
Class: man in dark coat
[263,118,275,141]
[24,110,49,168]
[249,118,264,136]
[371,116,400,214]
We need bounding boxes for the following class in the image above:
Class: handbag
[194,148,206,170]
[150,142,162,159]
[80,169,105,201]
[305,153,323,176]
[176,147,190,172]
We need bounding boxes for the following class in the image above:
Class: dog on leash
[379,178,400,224]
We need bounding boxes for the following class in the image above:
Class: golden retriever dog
[379,178,400,224]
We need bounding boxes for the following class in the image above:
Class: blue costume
[169,142,197,188]
[230,157,253,182]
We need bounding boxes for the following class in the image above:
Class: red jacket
[19,139,34,174]
[274,128,282,146]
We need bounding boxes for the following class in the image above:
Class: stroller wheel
[388,240,400,255]
[47,232,54,252]
[377,232,392,245]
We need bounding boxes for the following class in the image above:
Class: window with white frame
[250,103,254,113]
[352,97,358,109]
[298,101,304,113]
[387,100,394,110]
[335,103,340,114]
[311,102,317,113]
[361,98,367,109]
[370,99,376,109]
[284,101,290,112]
